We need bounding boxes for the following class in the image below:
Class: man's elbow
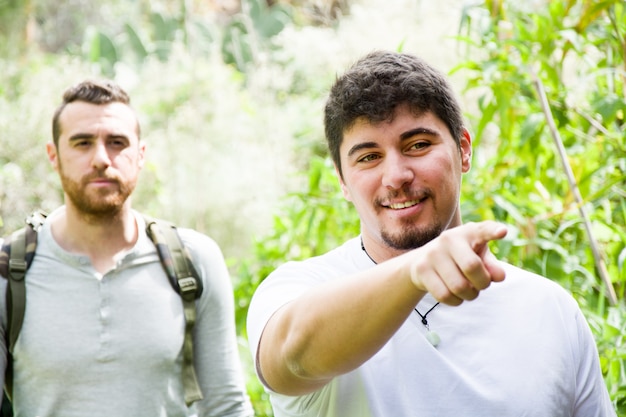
[256,330,331,396]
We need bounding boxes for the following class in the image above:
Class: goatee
[380,222,443,250]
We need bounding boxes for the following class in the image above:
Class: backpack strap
[144,215,204,406]
[1,211,46,401]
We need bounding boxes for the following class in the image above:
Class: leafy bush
[452,0,625,411]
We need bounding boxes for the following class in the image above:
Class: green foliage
[221,0,293,73]
[0,55,78,234]
[592,305,626,408]
[233,156,357,416]
[453,0,626,411]
[78,0,292,79]
[455,0,626,295]
[234,156,357,335]
[0,0,29,58]
[80,9,216,77]
[85,28,119,76]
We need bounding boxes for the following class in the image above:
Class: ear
[46,142,59,172]
[138,140,146,169]
[335,165,353,202]
[460,129,472,173]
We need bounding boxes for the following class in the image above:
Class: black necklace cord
[360,237,441,346]
[414,303,440,328]
[360,238,440,326]
[360,238,374,263]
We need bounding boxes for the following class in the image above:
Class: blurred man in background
[1,79,253,417]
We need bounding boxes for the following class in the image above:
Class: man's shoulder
[499,261,578,306]
[137,212,219,249]
[269,237,362,280]
[175,227,221,255]
[501,262,563,287]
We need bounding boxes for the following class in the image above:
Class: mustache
[375,187,432,205]
[82,171,121,184]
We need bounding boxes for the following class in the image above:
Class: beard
[376,187,445,250]
[59,166,136,218]
[380,220,444,250]
[378,191,445,250]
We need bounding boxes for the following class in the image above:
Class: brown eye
[411,141,429,150]
[358,154,380,163]
[109,137,129,148]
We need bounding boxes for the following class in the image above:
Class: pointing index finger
[469,221,508,256]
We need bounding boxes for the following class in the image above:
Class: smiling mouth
[387,199,423,210]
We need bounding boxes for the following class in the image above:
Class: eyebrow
[68,133,95,142]
[399,127,440,140]
[347,141,378,158]
[68,132,129,142]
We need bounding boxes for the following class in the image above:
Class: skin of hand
[406,220,508,306]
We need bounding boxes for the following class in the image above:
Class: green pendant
[426,330,440,347]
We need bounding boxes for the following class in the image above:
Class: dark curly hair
[52,79,137,147]
[324,51,465,177]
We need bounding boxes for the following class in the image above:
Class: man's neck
[50,204,139,273]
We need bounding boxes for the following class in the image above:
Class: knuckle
[446,279,466,293]
[448,279,474,296]
[465,288,480,301]
[431,290,458,305]
[460,256,484,275]
[428,285,447,300]
[474,279,491,291]
[437,229,456,245]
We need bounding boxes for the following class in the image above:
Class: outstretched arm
[256,221,508,395]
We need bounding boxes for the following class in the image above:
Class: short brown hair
[51,79,138,147]
[324,51,465,178]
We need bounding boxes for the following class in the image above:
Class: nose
[91,141,112,170]
[381,154,414,190]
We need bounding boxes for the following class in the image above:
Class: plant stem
[531,69,618,306]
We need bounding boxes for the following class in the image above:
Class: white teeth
[389,200,420,209]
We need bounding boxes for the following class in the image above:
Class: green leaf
[124,23,148,62]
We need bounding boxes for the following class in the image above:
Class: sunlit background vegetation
[1,0,624,415]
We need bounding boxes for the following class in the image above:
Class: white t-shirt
[247,237,616,417]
